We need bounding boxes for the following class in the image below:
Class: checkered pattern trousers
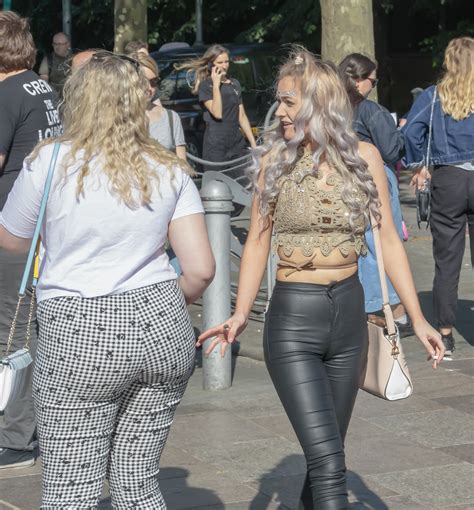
[33,280,196,509]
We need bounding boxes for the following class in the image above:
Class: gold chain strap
[4,286,36,357]
[5,295,25,356]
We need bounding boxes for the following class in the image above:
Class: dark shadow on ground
[98,468,224,509]
[418,291,474,345]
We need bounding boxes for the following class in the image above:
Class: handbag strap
[4,143,60,356]
[370,214,397,338]
[425,88,437,167]
[18,142,60,296]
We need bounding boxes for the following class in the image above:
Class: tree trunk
[114,0,147,53]
[320,0,376,101]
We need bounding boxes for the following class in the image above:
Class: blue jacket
[354,99,404,167]
[402,85,474,168]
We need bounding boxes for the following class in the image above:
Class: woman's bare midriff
[276,246,358,285]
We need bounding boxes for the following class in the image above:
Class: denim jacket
[354,99,404,167]
[402,85,474,168]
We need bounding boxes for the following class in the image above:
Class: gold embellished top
[273,148,367,259]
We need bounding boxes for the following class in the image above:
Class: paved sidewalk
[0,177,472,509]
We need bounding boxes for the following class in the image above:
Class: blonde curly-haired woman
[198,47,444,509]
[403,36,474,356]
[0,51,215,509]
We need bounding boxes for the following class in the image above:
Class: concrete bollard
[200,180,234,390]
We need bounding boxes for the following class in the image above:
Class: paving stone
[166,410,275,451]
[431,394,474,415]
[248,414,298,443]
[183,440,305,484]
[368,409,474,448]
[435,444,474,464]
[0,474,41,509]
[412,373,474,399]
[369,463,474,507]
[352,391,447,420]
[440,359,474,378]
[345,432,462,475]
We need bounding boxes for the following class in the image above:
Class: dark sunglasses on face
[368,77,379,88]
[149,77,160,88]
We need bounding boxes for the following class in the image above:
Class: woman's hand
[196,311,248,357]
[410,166,430,191]
[211,66,223,87]
[412,318,445,368]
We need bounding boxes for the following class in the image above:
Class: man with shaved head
[39,32,71,97]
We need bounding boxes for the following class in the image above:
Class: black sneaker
[395,316,414,338]
[441,333,455,356]
[0,448,35,469]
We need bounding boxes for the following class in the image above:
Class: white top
[0,143,204,302]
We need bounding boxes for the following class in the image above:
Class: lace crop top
[273,148,367,259]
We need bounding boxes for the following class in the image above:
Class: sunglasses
[149,77,160,88]
[368,77,379,88]
[91,51,140,71]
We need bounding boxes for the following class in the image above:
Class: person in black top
[177,45,256,170]
[0,11,62,470]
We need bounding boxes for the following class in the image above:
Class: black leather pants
[263,274,368,510]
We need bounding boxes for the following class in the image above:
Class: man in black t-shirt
[0,11,62,470]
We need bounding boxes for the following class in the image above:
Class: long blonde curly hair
[30,51,191,208]
[438,37,474,121]
[252,46,380,233]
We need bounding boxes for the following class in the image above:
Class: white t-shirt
[0,143,204,302]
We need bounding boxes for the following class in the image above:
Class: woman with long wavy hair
[198,47,444,509]
[176,44,256,168]
[403,36,474,356]
[0,51,215,508]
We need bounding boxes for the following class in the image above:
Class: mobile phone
[207,62,214,72]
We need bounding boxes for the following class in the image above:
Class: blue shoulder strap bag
[0,143,61,412]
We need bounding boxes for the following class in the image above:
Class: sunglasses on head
[91,51,140,71]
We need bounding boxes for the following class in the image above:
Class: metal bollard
[200,180,234,390]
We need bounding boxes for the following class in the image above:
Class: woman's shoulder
[359,98,390,116]
[358,141,383,167]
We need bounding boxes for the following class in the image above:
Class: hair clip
[294,56,304,65]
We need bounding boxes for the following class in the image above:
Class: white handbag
[0,143,60,412]
[359,215,414,401]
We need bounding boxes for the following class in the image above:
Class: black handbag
[416,180,431,228]
[416,88,436,228]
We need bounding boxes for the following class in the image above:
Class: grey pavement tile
[193,498,284,510]
[372,494,428,509]
[352,391,447,420]
[166,410,275,451]
[369,463,474,508]
[248,415,298,443]
[412,373,474,399]
[175,402,221,416]
[247,474,305,509]
[431,394,474,414]
[159,446,213,474]
[0,474,41,509]
[435,444,474,464]
[440,359,474,378]
[346,416,391,439]
[211,395,286,419]
[182,439,305,484]
[367,409,474,448]
[344,432,462,475]
[160,478,258,509]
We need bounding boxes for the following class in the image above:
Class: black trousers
[431,166,474,328]
[263,274,368,510]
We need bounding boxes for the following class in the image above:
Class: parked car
[151,43,282,159]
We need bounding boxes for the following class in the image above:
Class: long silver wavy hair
[251,46,380,232]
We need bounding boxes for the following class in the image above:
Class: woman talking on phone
[177,45,256,171]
